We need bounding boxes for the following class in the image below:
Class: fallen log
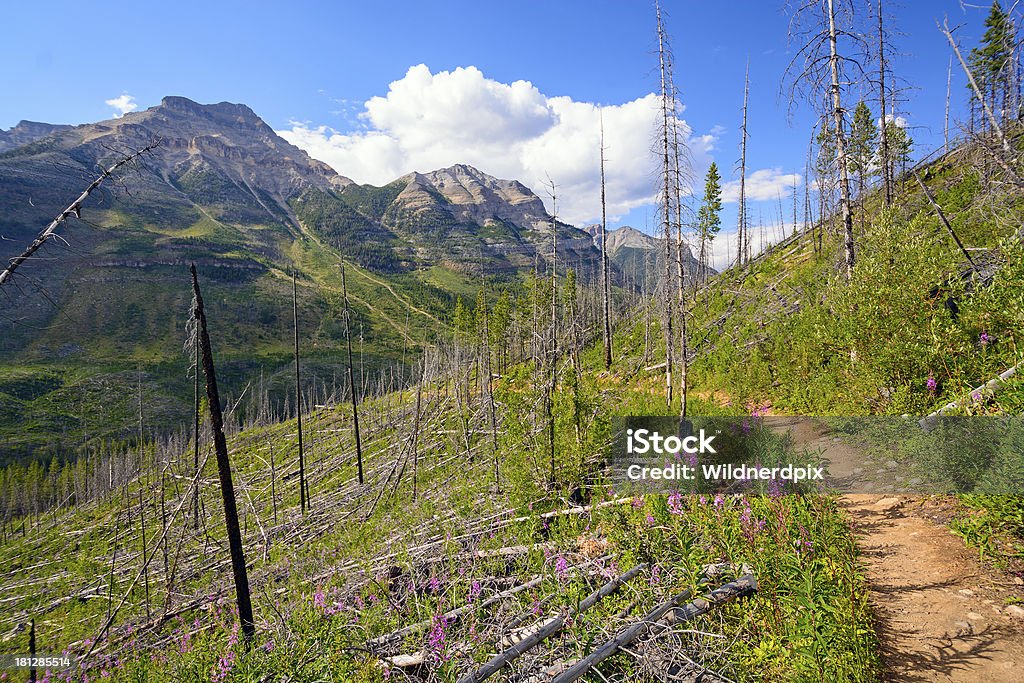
[457,564,646,683]
[550,573,757,683]
[921,361,1021,427]
[368,575,544,651]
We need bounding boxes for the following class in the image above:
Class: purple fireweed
[927,374,937,394]
[649,564,661,586]
[667,491,685,515]
[980,331,990,346]
[427,614,452,663]
[554,555,569,580]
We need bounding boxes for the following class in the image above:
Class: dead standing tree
[292,272,308,513]
[599,109,613,370]
[875,0,893,206]
[340,261,365,484]
[737,60,751,266]
[656,0,675,409]
[189,264,255,646]
[544,176,559,487]
[784,0,868,280]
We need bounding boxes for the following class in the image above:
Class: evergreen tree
[878,119,912,179]
[848,101,878,229]
[968,1,1017,126]
[815,118,837,223]
[696,162,722,279]
[848,101,878,194]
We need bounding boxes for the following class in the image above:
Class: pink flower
[554,555,569,580]
[667,491,684,515]
[926,374,937,394]
[427,615,451,663]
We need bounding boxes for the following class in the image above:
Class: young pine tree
[848,101,878,226]
[696,162,723,281]
[968,1,1017,126]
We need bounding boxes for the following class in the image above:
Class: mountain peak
[0,120,73,152]
[157,96,261,122]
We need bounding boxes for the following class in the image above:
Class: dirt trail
[780,419,1024,682]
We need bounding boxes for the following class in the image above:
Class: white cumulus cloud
[105,94,137,118]
[722,168,802,203]
[278,64,717,226]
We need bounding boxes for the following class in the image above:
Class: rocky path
[781,419,1024,681]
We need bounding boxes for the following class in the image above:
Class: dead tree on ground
[0,142,160,288]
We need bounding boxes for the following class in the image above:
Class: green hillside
[6,131,1021,677]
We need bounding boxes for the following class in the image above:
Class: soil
[780,418,1024,682]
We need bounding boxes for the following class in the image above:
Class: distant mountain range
[583,224,709,290]
[0,96,697,460]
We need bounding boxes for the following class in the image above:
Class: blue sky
[1,0,1003,265]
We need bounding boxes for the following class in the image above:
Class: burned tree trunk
[190,264,255,646]
[341,262,364,484]
[292,272,308,513]
[599,109,613,370]
[192,336,201,529]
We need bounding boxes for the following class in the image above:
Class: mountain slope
[0,98,619,462]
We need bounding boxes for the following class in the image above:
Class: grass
[0,280,883,681]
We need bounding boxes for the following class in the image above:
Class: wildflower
[980,331,990,346]
[469,580,482,601]
[926,374,937,394]
[427,615,451,663]
[971,390,983,403]
[554,555,569,580]
[211,649,236,683]
[713,494,725,509]
[645,513,656,526]
[667,491,685,515]
[429,576,441,594]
